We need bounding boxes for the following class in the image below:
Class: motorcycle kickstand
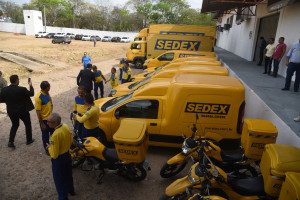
[97,170,105,184]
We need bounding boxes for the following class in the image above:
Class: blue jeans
[94,81,104,99]
[40,120,54,151]
[273,59,280,76]
[284,62,300,91]
[82,126,107,145]
[119,68,123,80]
[52,152,74,200]
[121,79,127,84]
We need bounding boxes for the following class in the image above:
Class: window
[117,100,159,119]
[131,43,141,49]
[101,92,133,112]
[27,16,30,18]
[158,53,174,61]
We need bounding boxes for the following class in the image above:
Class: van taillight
[237,101,245,134]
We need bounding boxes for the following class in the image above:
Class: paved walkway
[215,47,300,136]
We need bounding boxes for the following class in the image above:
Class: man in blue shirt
[82,52,91,69]
[282,39,300,92]
[257,36,267,66]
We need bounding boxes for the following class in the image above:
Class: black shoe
[294,89,299,92]
[263,72,267,74]
[273,74,277,78]
[69,191,76,196]
[268,73,271,75]
[26,139,35,145]
[8,142,16,148]
[282,88,289,91]
[257,64,262,66]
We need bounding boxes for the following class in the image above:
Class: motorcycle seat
[228,175,265,196]
[220,148,243,162]
[103,148,119,162]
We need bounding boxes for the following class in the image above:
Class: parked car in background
[102,36,111,42]
[111,36,121,42]
[35,31,47,38]
[75,34,83,40]
[54,33,65,38]
[45,33,55,38]
[121,36,130,43]
[52,36,71,44]
[82,35,91,41]
[90,35,101,41]
[66,33,75,39]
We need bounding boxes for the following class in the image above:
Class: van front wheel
[160,162,187,178]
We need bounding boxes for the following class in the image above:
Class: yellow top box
[113,119,147,145]
[243,119,278,135]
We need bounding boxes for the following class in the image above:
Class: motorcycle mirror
[115,110,120,119]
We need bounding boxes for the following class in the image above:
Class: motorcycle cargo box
[113,119,148,163]
[279,172,300,200]
[241,119,277,160]
[260,144,300,197]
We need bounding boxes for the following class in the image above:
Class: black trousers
[8,111,32,143]
[258,51,264,65]
[264,56,273,73]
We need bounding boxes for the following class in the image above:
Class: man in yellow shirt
[73,86,88,140]
[263,38,276,75]
[46,113,75,200]
[35,81,54,155]
[105,67,119,88]
[74,93,107,144]
[92,65,106,99]
[121,62,132,84]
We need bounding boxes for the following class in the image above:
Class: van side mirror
[115,110,120,119]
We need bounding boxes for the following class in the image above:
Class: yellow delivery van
[110,65,229,97]
[96,74,245,148]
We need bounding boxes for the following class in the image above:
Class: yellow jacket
[49,123,73,159]
[107,73,119,88]
[122,67,132,80]
[76,104,100,129]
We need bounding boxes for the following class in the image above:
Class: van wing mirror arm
[115,110,120,120]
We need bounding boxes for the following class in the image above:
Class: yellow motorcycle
[161,144,300,200]
[70,119,151,184]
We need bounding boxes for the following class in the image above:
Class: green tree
[0,1,24,23]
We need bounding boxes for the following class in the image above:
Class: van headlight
[145,61,150,63]
[188,170,198,183]
[182,141,191,154]
[143,71,148,73]
[111,90,117,95]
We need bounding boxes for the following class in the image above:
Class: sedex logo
[155,39,201,51]
[119,149,138,156]
[185,103,230,115]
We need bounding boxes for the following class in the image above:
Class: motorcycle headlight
[111,90,117,95]
[145,61,150,63]
[182,141,191,154]
[188,170,198,184]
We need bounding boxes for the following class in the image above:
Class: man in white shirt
[263,38,276,75]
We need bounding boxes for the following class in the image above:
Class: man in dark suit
[77,63,95,94]
[0,75,35,148]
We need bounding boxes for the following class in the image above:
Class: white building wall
[0,22,25,34]
[23,10,43,36]
[216,2,300,78]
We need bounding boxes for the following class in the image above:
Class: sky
[10,0,203,9]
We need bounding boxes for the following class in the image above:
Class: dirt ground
[0,32,189,200]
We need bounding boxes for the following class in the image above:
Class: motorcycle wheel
[72,157,85,168]
[123,164,147,181]
[160,162,187,178]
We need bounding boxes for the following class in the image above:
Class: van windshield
[128,77,151,89]
[144,68,163,78]
[101,92,133,112]
[154,63,169,71]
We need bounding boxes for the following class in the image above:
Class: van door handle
[150,123,157,126]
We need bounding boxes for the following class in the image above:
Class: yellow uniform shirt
[94,70,103,83]
[35,91,52,120]
[119,61,125,70]
[76,104,100,129]
[107,73,119,88]
[49,123,73,159]
[122,67,132,80]
[73,96,88,116]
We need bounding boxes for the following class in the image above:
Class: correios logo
[185,103,230,115]
[155,39,201,51]
[118,149,138,156]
